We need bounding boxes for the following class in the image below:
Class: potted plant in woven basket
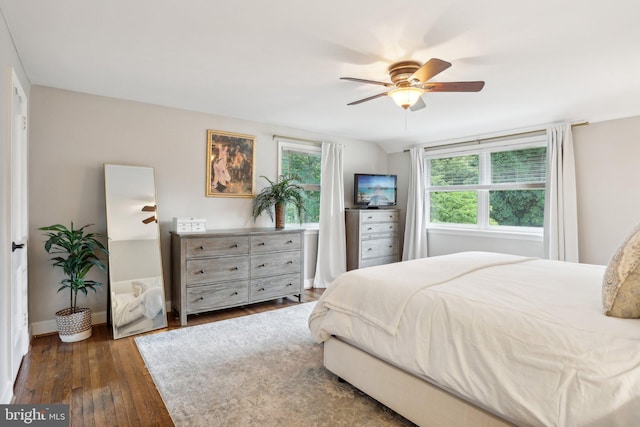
[252,174,306,228]
[40,222,108,342]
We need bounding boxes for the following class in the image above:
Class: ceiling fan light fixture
[388,86,424,109]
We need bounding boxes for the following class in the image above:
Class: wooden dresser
[345,209,400,271]
[171,228,304,325]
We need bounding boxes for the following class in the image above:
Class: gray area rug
[135,302,414,426]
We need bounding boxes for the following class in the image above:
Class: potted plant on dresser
[40,222,109,342]
[252,174,306,228]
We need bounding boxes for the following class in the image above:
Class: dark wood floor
[13,289,324,426]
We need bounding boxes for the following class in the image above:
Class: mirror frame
[104,163,167,339]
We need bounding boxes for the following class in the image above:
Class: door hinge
[22,116,27,130]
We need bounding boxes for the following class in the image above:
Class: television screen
[354,174,397,207]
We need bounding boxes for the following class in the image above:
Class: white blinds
[491,146,547,184]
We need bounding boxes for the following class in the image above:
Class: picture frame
[206,129,256,197]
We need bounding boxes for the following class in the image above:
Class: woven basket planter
[55,307,92,342]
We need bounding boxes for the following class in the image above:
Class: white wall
[388,116,640,264]
[28,85,388,331]
[573,116,640,264]
[0,11,31,404]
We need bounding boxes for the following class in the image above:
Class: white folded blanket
[309,251,535,335]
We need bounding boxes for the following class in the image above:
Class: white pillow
[132,277,162,296]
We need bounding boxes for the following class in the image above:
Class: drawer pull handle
[258,287,265,291]
[198,269,205,274]
[199,296,204,300]
[232,291,238,296]
[199,245,205,250]
[367,248,373,251]
[231,243,238,248]
[389,245,393,248]
[389,226,393,229]
[258,263,266,267]
[367,216,373,219]
[286,240,293,244]
[231,266,239,271]
[286,283,293,287]
[257,242,265,246]
[367,227,373,230]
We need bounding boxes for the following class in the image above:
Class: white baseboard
[30,310,108,336]
[30,301,172,336]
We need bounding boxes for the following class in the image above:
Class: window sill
[427,227,543,241]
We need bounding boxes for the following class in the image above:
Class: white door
[10,69,29,381]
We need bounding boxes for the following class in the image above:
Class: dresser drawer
[250,273,301,302]
[251,233,301,253]
[186,256,249,285]
[361,238,398,259]
[361,222,398,236]
[251,251,301,278]
[361,256,398,268]
[187,281,249,313]
[360,210,398,224]
[186,236,249,258]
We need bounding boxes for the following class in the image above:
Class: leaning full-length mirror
[104,164,167,339]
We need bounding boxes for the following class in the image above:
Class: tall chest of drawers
[345,209,400,271]
[171,228,304,325]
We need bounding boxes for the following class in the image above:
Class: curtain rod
[272,134,322,145]
[403,122,589,153]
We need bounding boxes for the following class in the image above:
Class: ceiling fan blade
[422,81,485,92]
[409,97,426,111]
[340,77,394,87]
[409,58,451,83]
[347,92,388,106]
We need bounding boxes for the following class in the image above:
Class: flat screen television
[353,173,397,208]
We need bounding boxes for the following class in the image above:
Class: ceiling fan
[340,58,485,111]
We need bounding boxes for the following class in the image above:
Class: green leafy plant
[252,174,306,225]
[40,223,109,313]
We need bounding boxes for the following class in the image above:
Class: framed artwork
[206,129,256,197]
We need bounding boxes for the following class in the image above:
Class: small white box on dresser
[173,217,207,232]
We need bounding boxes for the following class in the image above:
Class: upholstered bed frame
[324,337,513,427]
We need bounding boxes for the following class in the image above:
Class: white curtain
[402,146,428,260]
[313,142,346,288]
[544,124,579,262]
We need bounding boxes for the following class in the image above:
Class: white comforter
[309,252,640,427]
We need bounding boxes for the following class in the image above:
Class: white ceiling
[2,0,640,153]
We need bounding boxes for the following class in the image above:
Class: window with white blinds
[277,140,321,225]
[426,133,547,231]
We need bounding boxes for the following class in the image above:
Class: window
[278,140,321,225]
[426,134,547,232]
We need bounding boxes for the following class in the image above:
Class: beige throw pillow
[602,222,640,318]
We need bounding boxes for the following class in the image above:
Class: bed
[308,251,640,427]
[111,276,166,338]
